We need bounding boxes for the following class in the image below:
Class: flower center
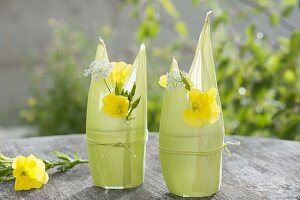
[117,104,123,114]
[192,102,204,111]
[21,169,28,176]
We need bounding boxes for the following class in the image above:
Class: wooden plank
[0,133,299,199]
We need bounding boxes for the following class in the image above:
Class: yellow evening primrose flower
[102,93,129,118]
[12,155,49,191]
[183,87,220,127]
[108,62,132,84]
[158,75,168,88]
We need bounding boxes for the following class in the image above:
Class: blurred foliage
[125,0,300,140]
[20,19,91,135]
[21,0,300,140]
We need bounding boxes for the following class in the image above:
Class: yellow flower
[183,87,220,127]
[102,93,129,118]
[107,62,132,84]
[12,155,49,191]
[158,75,168,88]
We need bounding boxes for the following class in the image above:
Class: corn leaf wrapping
[159,12,225,197]
[86,39,147,189]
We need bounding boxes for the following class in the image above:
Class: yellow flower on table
[102,93,129,118]
[108,62,132,84]
[12,155,49,191]
[183,87,220,127]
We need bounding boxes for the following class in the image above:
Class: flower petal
[14,177,43,191]
[12,156,25,170]
[158,75,168,88]
[102,93,118,106]
[108,62,132,84]
[102,93,129,118]
[207,87,218,101]
[183,110,206,127]
[188,89,202,106]
[43,172,49,184]
[209,103,221,124]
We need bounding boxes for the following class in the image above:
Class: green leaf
[128,94,133,101]
[192,0,200,5]
[212,12,229,30]
[282,5,295,17]
[283,0,297,6]
[130,83,136,97]
[53,151,71,161]
[115,84,120,95]
[269,12,280,26]
[74,152,79,160]
[136,19,160,41]
[175,21,188,38]
[131,97,141,109]
[281,0,297,17]
[179,71,191,91]
[145,5,155,19]
[136,4,160,41]
[289,31,300,56]
[245,24,256,42]
[257,0,273,7]
[159,0,179,19]
[114,82,123,95]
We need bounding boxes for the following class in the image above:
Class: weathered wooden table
[0,133,299,200]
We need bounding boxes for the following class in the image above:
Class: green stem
[44,159,88,172]
[104,79,111,93]
[1,161,13,164]
[126,108,134,121]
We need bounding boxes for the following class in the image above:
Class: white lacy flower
[166,70,186,90]
[84,61,113,80]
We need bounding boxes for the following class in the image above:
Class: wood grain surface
[0,133,299,200]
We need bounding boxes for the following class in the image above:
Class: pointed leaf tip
[172,57,178,65]
[170,57,179,72]
[140,43,145,51]
[99,36,104,44]
[172,56,176,62]
[206,10,213,23]
[207,10,213,16]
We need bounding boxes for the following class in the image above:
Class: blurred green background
[1,0,299,140]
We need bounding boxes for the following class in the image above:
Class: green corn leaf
[159,12,225,196]
[86,41,147,185]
